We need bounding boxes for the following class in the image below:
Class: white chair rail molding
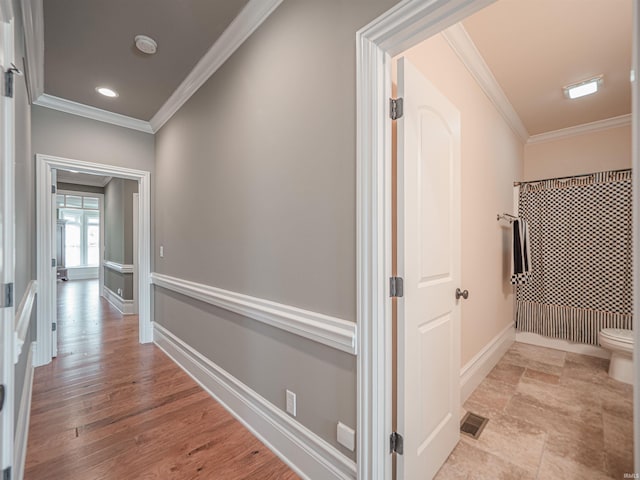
[149,272,357,355]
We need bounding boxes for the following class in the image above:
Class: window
[58,194,101,268]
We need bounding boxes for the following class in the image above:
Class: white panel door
[396,57,461,480]
[0,9,15,476]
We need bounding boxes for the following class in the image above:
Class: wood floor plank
[25,280,300,479]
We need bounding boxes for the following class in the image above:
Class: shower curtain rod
[513,168,632,187]
[497,213,518,223]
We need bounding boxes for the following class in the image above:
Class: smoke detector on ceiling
[135,35,157,55]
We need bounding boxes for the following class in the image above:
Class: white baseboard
[66,266,99,280]
[14,343,34,480]
[153,323,356,480]
[460,323,515,403]
[515,332,610,359]
[102,286,135,315]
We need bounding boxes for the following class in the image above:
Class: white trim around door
[0,8,16,475]
[632,0,639,469]
[355,1,497,479]
[36,154,152,366]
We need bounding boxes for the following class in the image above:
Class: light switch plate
[337,421,355,451]
[160,245,164,258]
[286,389,296,417]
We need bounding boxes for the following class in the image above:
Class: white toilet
[599,328,634,385]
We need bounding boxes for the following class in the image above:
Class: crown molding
[57,173,112,187]
[527,114,632,145]
[25,0,282,134]
[34,94,153,134]
[20,0,44,102]
[149,0,283,132]
[442,23,529,143]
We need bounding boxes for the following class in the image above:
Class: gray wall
[154,0,399,457]
[13,0,36,430]
[32,106,155,172]
[104,178,137,299]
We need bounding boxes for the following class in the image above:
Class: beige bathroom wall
[404,34,525,367]
[524,124,631,180]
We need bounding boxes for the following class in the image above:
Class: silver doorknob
[455,288,469,300]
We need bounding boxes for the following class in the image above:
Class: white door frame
[0,0,15,474]
[36,154,152,366]
[357,1,640,479]
[632,0,639,470]
[132,192,139,314]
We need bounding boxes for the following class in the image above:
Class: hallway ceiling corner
[25,0,283,133]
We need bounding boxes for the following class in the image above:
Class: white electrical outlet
[337,422,355,451]
[286,389,296,417]
[160,245,164,258]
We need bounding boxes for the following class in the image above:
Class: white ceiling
[462,0,632,136]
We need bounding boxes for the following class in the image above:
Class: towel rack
[497,213,518,223]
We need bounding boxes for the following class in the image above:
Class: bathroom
[389,0,633,477]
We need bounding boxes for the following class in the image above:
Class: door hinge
[3,63,23,98]
[390,97,403,120]
[390,432,404,454]
[51,258,57,268]
[390,277,404,298]
[51,184,57,194]
[52,322,57,332]
[2,466,10,480]
[0,283,13,308]
[0,384,5,412]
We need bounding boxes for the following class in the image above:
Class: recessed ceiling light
[563,76,603,100]
[96,87,119,98]
[135,35,158,55]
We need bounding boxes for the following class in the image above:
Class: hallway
[24,280,299,479]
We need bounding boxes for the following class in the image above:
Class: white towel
[511,218,531,285]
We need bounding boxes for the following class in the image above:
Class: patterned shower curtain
[515,169,633,345]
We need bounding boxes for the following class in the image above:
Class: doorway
[36,154,152,367]
[355,0,639,479]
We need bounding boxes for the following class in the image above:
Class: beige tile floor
[435,342,633,480]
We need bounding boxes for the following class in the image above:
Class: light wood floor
[25,280,299,480]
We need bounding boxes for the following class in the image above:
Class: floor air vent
[460,412,489,439]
